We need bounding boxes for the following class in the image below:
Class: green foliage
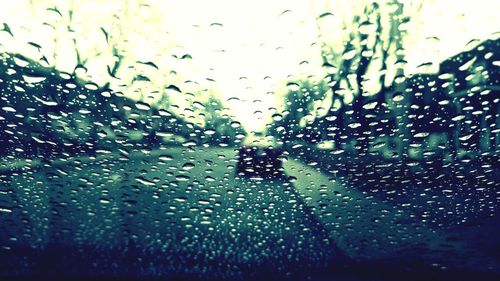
[0,52,208,157]
[269,80,330,144]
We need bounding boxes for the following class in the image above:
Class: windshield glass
[0,1,499,281]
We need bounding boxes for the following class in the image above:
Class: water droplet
[182,162,195,171]
[2,106,16,113]
[159,154,173,161]
[0,206,13,213]
[286,82,301,91]
[342,49,357,60]
[22,74,46,84]
[135,176,155,186]
[165,85,182,94]
[230,121,241,128]
[204,129,216,135]
[182,140,197,147]
[174,197,188,203]
[84,82,99,90]
[362,101,378,110]
[318,12,334,19]
[272,114,283,121]
[135,101,151,111]
[176,175,191,181]
[392,95,404,102]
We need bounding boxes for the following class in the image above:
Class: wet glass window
[0,1,499,280]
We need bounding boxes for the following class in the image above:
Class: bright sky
[0,0,499,132]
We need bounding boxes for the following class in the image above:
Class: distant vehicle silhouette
[236,133,285,178]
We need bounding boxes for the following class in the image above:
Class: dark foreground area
[2,246,499,281]
[1,147,499,281]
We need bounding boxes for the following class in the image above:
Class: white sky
[0,0,499,132]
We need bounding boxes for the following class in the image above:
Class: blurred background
[0,0,499,280]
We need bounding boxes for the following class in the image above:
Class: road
[0,146,498,280]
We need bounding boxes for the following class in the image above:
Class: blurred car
[236,132,285,178]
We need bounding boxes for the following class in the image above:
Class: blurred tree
[439,39,500,157]
[404,74,458,159]
[270,80,329,145]
[317,0,423,156]
[22,0,195,151]
[312,0,497,161]
[316,1,421,154]
[191,94,246,146]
